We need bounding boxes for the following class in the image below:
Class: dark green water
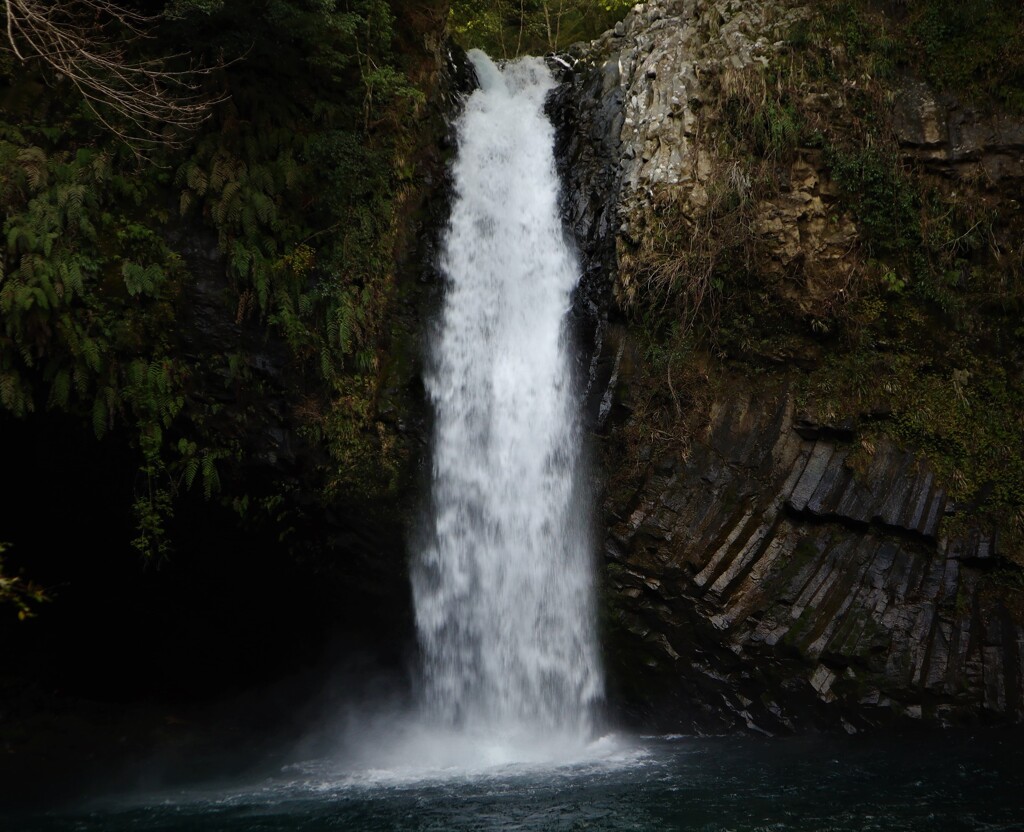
[7,732,1023,831]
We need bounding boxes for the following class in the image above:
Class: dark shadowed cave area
[0,411,419,808]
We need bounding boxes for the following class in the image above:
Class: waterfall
[412,50,602,751]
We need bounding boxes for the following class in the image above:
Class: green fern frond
[253,193,275,225]
[72,366,88,396]
[210,154,238,191]
[201,454,220,499]
[48,369,71,409]
[320,343,333,378]
[81,337,102,372]
[0,372,25,414]
[128,359,146,387]
[148,360,172,394]
[17,147,47,191]
[92,395,108,438]
[230,243,252,278]
[278,153,299,190]
[253,259,269,309]
[336,306,351,352]
[90,151,111,183]
[173,162,191,187]
[77,216,96,240]
[187,164,209,195]
[184,456,200,489]
[7,224,36,253]
[241,206,257,240]
[57,260,85,299]
[250,164,275,194]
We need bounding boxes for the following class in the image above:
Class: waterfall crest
[412,50,602,749]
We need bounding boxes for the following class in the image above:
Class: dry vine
[3,0,223,145]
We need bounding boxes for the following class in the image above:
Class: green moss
[798,344,1024,562]
[906,0,1024,114]
[609,0,1024,569]
[815,0,1024,115]
[824,144,919,267]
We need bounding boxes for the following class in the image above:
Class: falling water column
[412,50,602,750]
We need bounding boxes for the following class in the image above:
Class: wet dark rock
[548,49,624,424]
[159,49,475,649]
[893,77,1024,184]
[544,2,1024,735]
[597,380,1023,733]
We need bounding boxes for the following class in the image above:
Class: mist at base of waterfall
[314,712,633,781]
[9,731,1023,832]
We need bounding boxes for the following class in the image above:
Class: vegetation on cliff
[0,0,641,616]
[593,0,1024,728]
[621,0,1024,563]
[449,0,631,56]
[0,0,444,609]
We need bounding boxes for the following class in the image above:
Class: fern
[320,343,333,380]
[184,456,200,490]
[81,337,102,372]
[187,163,209,195]
[7,223,36,254]
[56,184,86,228]
[241,204,257,240]
[1,0,429,555]
[230,241,252,278]
[147,360,169,394]
[253,258,270,309]
[278,152,299,190]
[253,192,275,225]
[249,164,276,195]
[57,259,85,299]
[210,154,238,192]
[89,152,111,184]
[335,303,352,353]
[127,359,146,388]
[92,395,108,438]
[0,371,28,415]
[17,147,47,191]
[49,369,71,409]
[72,366,88,396]
[122,262,164,297]
[201,454,220,499]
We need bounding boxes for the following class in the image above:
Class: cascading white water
[412,50,602,752]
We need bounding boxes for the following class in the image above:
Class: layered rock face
[554,0,1024,731]
[893,78,1024,185]
[604,382,1020,732]
[579,0,861,317]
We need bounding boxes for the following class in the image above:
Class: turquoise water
[8,731,1023,831]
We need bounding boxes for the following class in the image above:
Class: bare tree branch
[3,0,225,146]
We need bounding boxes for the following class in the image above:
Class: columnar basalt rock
[554,0,1024,731]
[603,381,1020,732]
[569,1,858,312]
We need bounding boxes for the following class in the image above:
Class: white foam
[410,49,602,746]
[285,730,650,791]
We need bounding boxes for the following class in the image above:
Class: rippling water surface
[9,731,1023,831]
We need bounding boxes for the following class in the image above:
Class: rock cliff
[553,0,1024,731]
